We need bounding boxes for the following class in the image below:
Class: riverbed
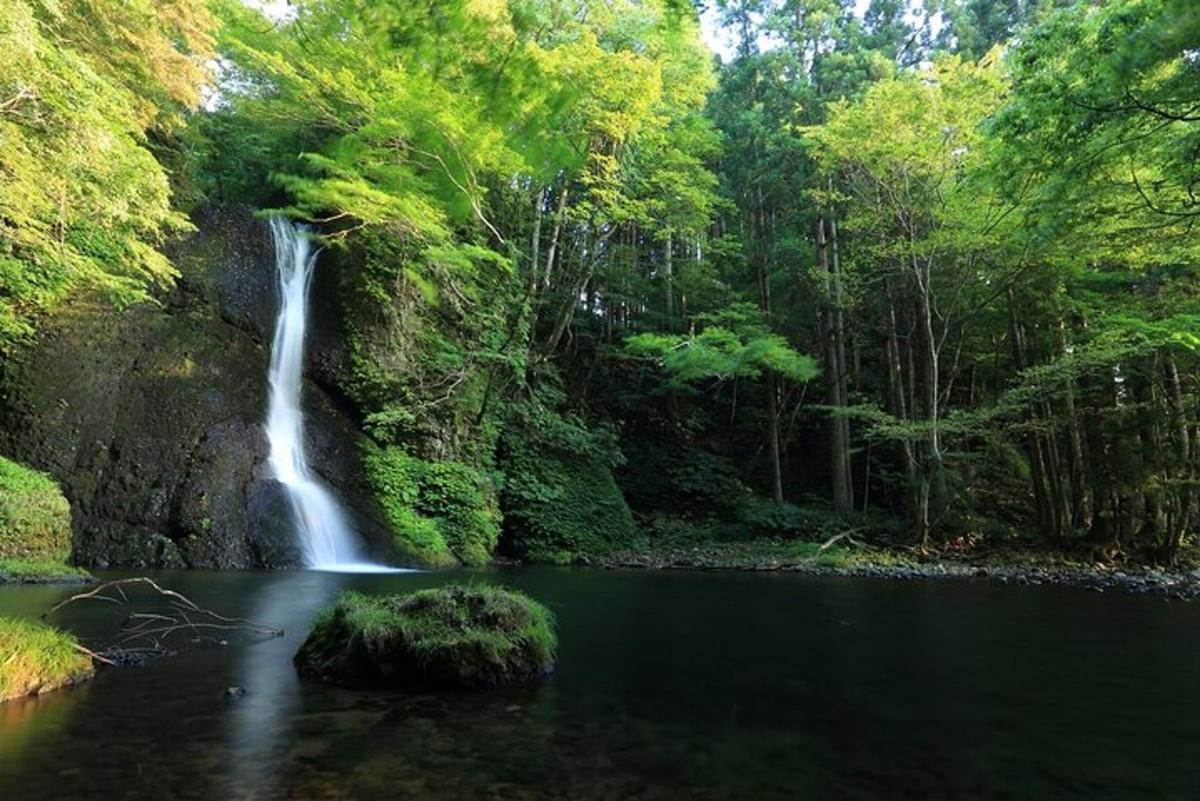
[2,568,1198,800]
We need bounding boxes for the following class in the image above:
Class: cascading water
[265,217,376,571]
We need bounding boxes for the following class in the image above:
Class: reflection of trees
[0,683,88,764]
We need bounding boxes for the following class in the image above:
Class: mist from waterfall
[265,217,376,571]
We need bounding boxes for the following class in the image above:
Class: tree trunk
[542,184,569,290]
[819,215,852,512]
[767,369,783,503]
[663,230,675,331]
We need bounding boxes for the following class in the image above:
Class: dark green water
[1,568,1199,800]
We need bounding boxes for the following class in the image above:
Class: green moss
[0,456,71,562]
[362,445,499,566]
[0,618,94,703]
[295,585,556,689]
[499,403,635,563]
[415,460,501,566]
[0,558,93,585]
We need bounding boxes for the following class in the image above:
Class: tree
[0,0,216,346]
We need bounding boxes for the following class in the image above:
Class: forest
[6,0,1194,569]
[2,1,1200,799]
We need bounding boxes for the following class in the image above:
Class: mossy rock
[0,618,94,703]
[0,457,71,562]
[295,585,556,689]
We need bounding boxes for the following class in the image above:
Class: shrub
[499,403,635,563]
[736,499,832,539]
[294,585,556,689]
[0,457,71,562]
[361,445,499,566]
[619,442,750,516]
[0,618,94,703]
[735,498,907,543]
[417,461,501,566]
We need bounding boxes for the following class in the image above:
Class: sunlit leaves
[0,0,215,346]
[625,302,819,383]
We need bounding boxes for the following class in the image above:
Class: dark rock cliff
[0,205,395,568]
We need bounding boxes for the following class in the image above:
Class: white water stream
[265,217,391,572]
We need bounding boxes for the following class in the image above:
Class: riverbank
[0,559,95,585]
[594,540,1200,600]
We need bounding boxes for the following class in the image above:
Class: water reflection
[3,569,1200,800]
[0,685,89,764]
[226,571,334,795]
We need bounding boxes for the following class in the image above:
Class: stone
[295,585,557,690]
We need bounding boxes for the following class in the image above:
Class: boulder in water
[294,585,556,689]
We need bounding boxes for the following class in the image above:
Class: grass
[0,617,94,703]
[0,558,93,584]
[0,456,71,562]
[296,584,557,689]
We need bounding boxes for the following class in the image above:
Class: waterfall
[265,217,368,570]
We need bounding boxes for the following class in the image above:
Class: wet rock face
[0,205,390,568]
[245,479,302,568]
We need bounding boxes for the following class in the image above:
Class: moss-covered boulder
[0,618,94,703]
[0,457,71,562]
[295,585,556,689]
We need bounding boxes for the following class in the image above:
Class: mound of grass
[295,585,557,689]
[0,558,93,584]
[0,618,94,703]
[0,456,71,563]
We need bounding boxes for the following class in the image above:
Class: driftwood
[44,577,283,665]
[815,528,867,553]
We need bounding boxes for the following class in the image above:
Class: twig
[44,577,283,664]
[72,643,117,667]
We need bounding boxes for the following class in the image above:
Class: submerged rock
[294,585,557,689]
[0,618,94,703]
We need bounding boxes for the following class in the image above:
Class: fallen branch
[45,577,283,662]
[816,528,867,553]
[71,643,117,667]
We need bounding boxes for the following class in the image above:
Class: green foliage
[0,617,93,702]
[337,229,521,466]
[625,302,820,384]
[0,0,216,347]
[736,499,830,538]
[499,400,635,563]
[361,445,499,567]
[735,498,906,542]
[0,558,91,584]
[294,585,556,689]
[996,0,1200,259]
[619,442,749,515]
[0,456,71,562]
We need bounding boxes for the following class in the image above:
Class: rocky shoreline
[596,546,1200,600]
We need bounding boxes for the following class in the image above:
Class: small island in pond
[295,586,557,690]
